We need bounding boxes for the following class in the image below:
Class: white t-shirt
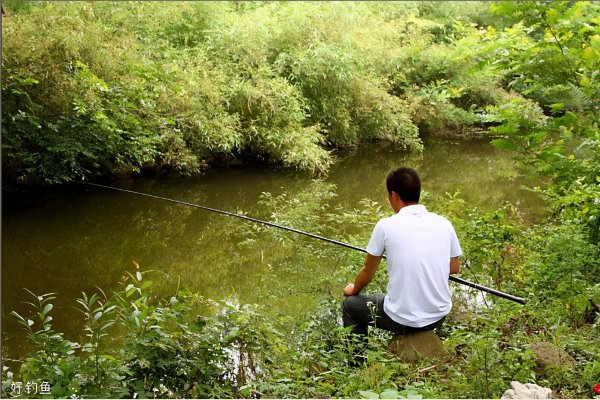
[366,204,462,327]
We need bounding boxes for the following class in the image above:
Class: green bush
[5,1,533,186]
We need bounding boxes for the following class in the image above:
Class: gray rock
[387,330,447,363]
[528,342,575,370]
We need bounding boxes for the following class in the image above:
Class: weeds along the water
[4,183,600,399]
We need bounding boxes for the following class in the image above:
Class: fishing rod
[77,181,527,305]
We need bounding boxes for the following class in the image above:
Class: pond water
[2,137,544,359]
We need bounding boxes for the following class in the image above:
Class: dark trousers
[342,294,445,336]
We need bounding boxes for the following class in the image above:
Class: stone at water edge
[528,342,575,370]
[387,330,447,363]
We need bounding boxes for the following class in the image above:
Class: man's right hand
[344,254,383,297]
[343,283,355,297]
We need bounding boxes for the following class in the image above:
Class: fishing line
[76,181,527,305]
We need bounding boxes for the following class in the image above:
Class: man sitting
[342,167,461,343]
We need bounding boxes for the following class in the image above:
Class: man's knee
[342,295,360,313]
[342,296,351,315]
[342,296,362,324]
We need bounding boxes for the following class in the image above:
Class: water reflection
[328,138,541,215]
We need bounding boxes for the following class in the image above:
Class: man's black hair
[386,167,421,203]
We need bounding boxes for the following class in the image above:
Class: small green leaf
[100,321,115,331]
[10,311,27,323]
[139,308,150,320]
[141,280,153,290]
[104,305,117,314]
[380,389,401,399]
[239,386,252,397]
[358,391,380,399]
[42,303,53,315]
[549,102,565,115]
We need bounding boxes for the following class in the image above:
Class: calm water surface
[2,138,543,358]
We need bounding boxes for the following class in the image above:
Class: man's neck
[395,202,419,213]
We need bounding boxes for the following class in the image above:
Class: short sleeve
[366,220,386,256]
[450,224,462,258]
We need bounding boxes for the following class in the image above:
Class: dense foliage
[6,1,597,185]
[2,1,599,399]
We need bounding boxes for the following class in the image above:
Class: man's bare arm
[450,256,460,275]
[343,254,383,296]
